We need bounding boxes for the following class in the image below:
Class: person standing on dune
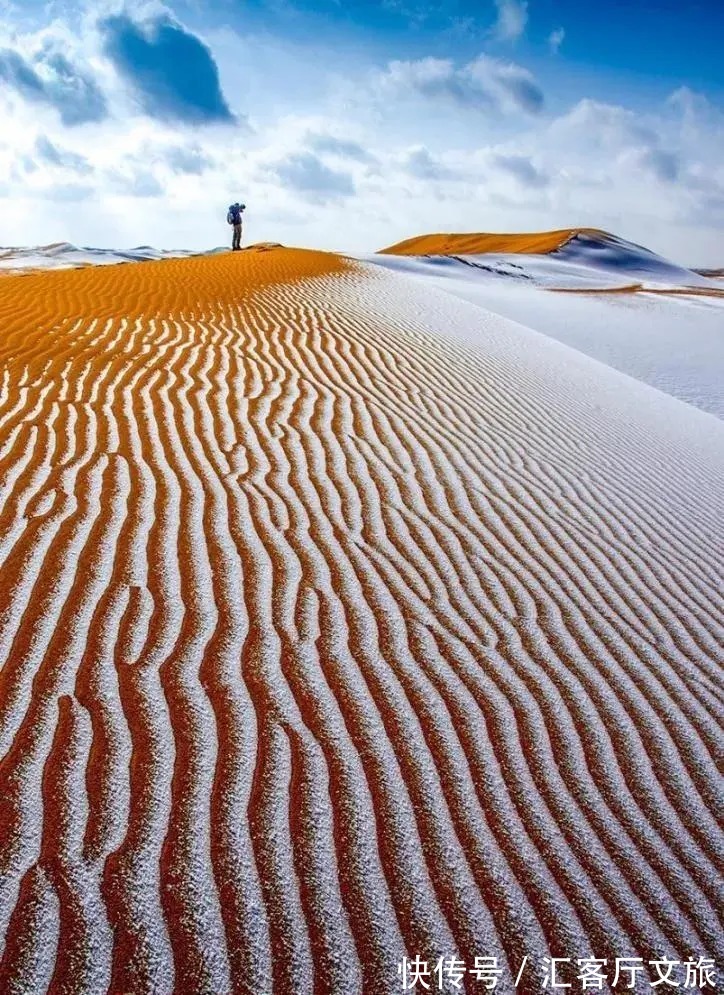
[227,202,246,251]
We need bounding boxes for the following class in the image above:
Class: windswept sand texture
[0,247,722,994]
[369,233,724,419]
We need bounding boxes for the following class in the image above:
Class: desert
[1,0,723,990]
[0,231,721,993]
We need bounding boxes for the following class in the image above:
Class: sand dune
[370,234,724,418]
[0,242,222,274]
[0,247,722,994]
[378,229,716,289]
[378,228,602,256]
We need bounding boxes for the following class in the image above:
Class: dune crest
[378,228,603,256]
[0,248,722,993]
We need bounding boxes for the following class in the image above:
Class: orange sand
[0,244,347,306]
[378,228,602,256]
[0,246,721,993]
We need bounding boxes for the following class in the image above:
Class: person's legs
[233,223,242,250]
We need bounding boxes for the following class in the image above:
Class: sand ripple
[0,248,722,994]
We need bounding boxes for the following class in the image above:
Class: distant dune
[0,246,722,993]
[370,230,724,418]
[378,228,603,256]
[0,242,198,273]
[0,242,290,275]
[376,228,715,287]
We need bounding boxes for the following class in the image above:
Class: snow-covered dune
[0,248,721,993]
[546,230,720,288]
[369,231,724,418]
[378,228,598,257]
[377,229,721,290]
[0,242,224,272]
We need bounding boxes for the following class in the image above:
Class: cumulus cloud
[164,143,213,174]
[491,0,528,42]
[376,54,543,114]
[493,153,549,187]
[272,152,355,202]
[550,98,655,151]
[635,147,681,183]
[0,7,722,265]
[548,28,565,54]
[307,133,376,164]
[34,135,93,174]
[403,146,456,180]
[0,49,46,102]
[100,12,235,125]
[0,47,107,125]
[107,167,164,198]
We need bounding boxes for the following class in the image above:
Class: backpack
[227,204,243,225]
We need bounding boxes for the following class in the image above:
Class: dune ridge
[0,243,222,274]
[0,247,722,994]
[378,228,603,256]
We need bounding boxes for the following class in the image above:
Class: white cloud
[269,152,356,203]
[375,54,544,115]
[492,153,549,188]
[549,98,655,152]
[0,10,722,265]
[307,133,377,165]
[34,135,93,174]
[548,27,565,54]
[491,0,528,43]
[402,145,457,180]
[106,166,165,198]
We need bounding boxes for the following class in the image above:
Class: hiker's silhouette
[227,203,246,251]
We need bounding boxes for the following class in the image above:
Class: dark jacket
[227,205,244,225]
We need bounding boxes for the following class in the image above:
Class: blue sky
[1,0,723,262]
[184,0,724,96]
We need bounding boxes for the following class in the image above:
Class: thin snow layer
[0,249,722,994]
[547,230,720,289]
[0,243,225,273]
[376,230,724,291]
[367,247,724,418]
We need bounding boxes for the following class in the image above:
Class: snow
[0,243,224,272]
[0,245,722,992]
[364,232,724,419]
[4,233,721,419]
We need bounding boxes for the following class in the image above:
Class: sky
[0,0,723,264]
